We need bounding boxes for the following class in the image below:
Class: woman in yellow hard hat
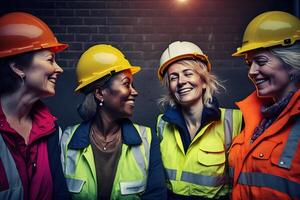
[0,12,69,199]
[156,41,243,199]
[60,44,166,200]
[229,11,300,199]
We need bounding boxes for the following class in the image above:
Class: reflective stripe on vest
[166,168,226,187]
[157,117,166,142]
[224,109,233,152]
[278,117,300,169]
[0,134,24,200]
[61,125,80,175]
[60,125,84,192]
[238,171,300,197]
[61,124,150,194]
[181,171,226,187]
[131,125,149,177]
[166,168,177,180]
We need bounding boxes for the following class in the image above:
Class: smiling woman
[229,11,300,200]
[0,12,69,200]
[156,41,243,199]
[60,44,166,200]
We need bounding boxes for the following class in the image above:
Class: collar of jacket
[236,89,300,132]
[162,96,221,135]
[68,118,142,149]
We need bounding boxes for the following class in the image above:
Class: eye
[169,76,178,81]
[123,81,130,87]
[185,72,193,77]
[256,60,267,66]
[48,57,54,64]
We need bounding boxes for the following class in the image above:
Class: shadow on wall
[43,67,254,130]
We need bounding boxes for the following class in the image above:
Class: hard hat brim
[158,54,211,81]
[75,65,141,92]
[0,42,69,58]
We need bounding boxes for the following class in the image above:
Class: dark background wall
[0,0,298,129]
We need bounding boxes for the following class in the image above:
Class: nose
[131,85,138,96]
[248,62,259,79]
[54,61,64,74]
[178,75,187,86]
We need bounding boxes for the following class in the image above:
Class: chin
[256,89,273,99]
[41,90,55,98]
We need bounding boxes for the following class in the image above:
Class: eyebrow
[121,76,131,82]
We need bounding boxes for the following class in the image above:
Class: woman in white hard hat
[229,11,300,200]
[156,41,243,199]
[60,44,166,200]
[0,12,69,199]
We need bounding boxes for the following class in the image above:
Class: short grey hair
[269,42,300,77]
[269,42,300,70]
[158,59,224,109]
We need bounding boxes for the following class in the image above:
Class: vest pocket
[66,178,85,193]
[251,140,280,161]
[120,179,146,195]
[198,145,225,166]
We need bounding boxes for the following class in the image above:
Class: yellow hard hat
[75,44,140,92]
[158,41,211,81]
[233,11,300,56]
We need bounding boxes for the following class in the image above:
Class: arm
[141,129,167,200]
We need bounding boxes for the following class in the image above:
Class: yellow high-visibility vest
[157,108,242,198]
[60,122,152,200]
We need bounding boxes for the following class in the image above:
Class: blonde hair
[158,59,224,109]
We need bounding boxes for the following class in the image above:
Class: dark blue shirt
[161,98,221,153]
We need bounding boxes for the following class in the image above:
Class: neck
[181,99,204,139]
[273,86,297,103]
[93,111,121,138]
[1,90,38,121]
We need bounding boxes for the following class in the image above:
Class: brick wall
[0,0,296,128]
[0,0,294,69]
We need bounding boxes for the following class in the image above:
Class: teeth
[256,80,266,84]
[48,78,56,84]
[178,88,192,93]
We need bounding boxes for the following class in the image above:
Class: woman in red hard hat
[229,11,300,199]
[0,12,69,200]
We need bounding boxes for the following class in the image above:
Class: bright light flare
[177,0,188,3]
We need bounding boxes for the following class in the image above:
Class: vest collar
[68,118,142,149]
[162,96,221,130]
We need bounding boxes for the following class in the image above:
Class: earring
[20,73,26,85]
[99,99,104,107]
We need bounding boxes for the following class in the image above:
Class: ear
[94,88,105,102]
[9,62,25,77]
[202,82,207,90]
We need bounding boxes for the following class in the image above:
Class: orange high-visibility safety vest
[229,90,300,200]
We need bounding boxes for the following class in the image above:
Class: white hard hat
[158,41,211,80]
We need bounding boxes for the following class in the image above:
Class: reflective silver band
[224,109,233,152]
[0,134,24,200]
[238,171,300,197]
[278,117,300,169]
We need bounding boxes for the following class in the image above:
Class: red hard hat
[0,12,68,58]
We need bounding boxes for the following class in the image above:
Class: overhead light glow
[177,0,188,3]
